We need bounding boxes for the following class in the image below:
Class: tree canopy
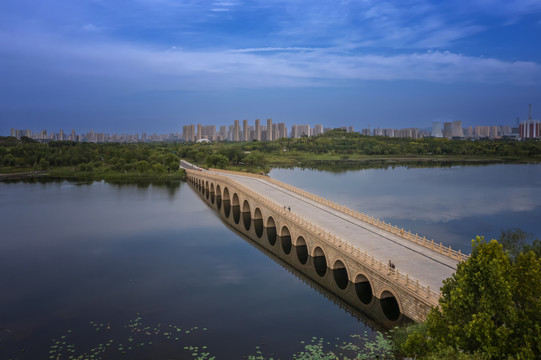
[401,235,541,359]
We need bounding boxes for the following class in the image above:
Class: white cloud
[81,23,104,32]
[1,30,540,91]
[228,47,319,53]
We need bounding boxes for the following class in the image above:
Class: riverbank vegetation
[2,130,540,180]
[0,136,185,183]
[393,230,541,360]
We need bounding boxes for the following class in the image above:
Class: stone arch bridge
[183,162,465,323]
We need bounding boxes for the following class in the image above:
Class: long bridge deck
[182,161,464,321]
[219,171,459,292]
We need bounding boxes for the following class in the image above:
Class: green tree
[38,158,49,170]
[406,236,541,359]
[152,163,166,174]
[136,160,150,173]
[243,150,267,167]
[206,153,229,168]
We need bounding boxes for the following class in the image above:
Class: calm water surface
[1,163,540,359]
[269,164,541,251]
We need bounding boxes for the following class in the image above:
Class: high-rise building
[451,121,464,138]
[278,122,287,139]
[196,124,202,141]
[255,119,261,141]
[442,122,452,138]
[313,124,323,136]
[243,119,248,141]
[290,125,298,138]
[519,120,540,139]
[183,125,196,142]
[234,120,240,141]
[219,126,227,141]
[266,119,273,141]
[431,122,443,137]
[475,126,490,138]
[490,126,499,138]
[297,124,310,137]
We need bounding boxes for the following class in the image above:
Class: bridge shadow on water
[190,181,412,332]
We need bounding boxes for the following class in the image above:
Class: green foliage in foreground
[398,233,541,360]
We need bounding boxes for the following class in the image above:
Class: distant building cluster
[8,105,539,143]
[9,128,181,143]
[361,127,429,139]
[182,119,337,142]
[428,121,515,139]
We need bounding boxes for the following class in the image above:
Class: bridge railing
[187,169,441,307]
[209,168,469,262]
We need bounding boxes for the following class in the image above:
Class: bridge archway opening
[280,226,292,255]
[253,208,263,238]
[266,216,277,246]
[232,193,241,224]
[354,274,373,305]
[205,181,210,199]
[201,180,204,194]
[332,260,349,290]
[216,185,222,209]
[313,246,327,277]
[380,290,400,322]
[242,200,252,231]
[210,183,215,204]
[295,236,308,264]
[223,187,231,218]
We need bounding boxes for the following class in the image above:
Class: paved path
[219,172,458,292]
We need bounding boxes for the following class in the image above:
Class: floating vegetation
[46,314,213,360]
[290,332,394,360]
[41,313,393,360]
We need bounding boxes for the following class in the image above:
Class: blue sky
[1,0,540,134]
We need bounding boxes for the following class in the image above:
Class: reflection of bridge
[182,161,464,322]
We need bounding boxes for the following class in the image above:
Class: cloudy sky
[1,0,540,134]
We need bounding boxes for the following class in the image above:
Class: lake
[1,163,539,359]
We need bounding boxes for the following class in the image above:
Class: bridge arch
[354,273,373,305]
[232,193,241,224]
[266,216,277,246]
[223,187,231,218]
[332,259,349,290]
[295,236,308,264]
[205,181,210,199]
[242,200,252,231]
[280,226,292,255]
[253,208,263,238]
[378,288,402,322]
[210,183,215,204]
[312,246,327,277]
[216,184,222,209]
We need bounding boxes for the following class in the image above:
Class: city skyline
[1,1,540,135]
[10,115,532,143]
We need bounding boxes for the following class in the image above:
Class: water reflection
[289,159,504,173]
[190,181,411,330]
[269,164,541,250]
